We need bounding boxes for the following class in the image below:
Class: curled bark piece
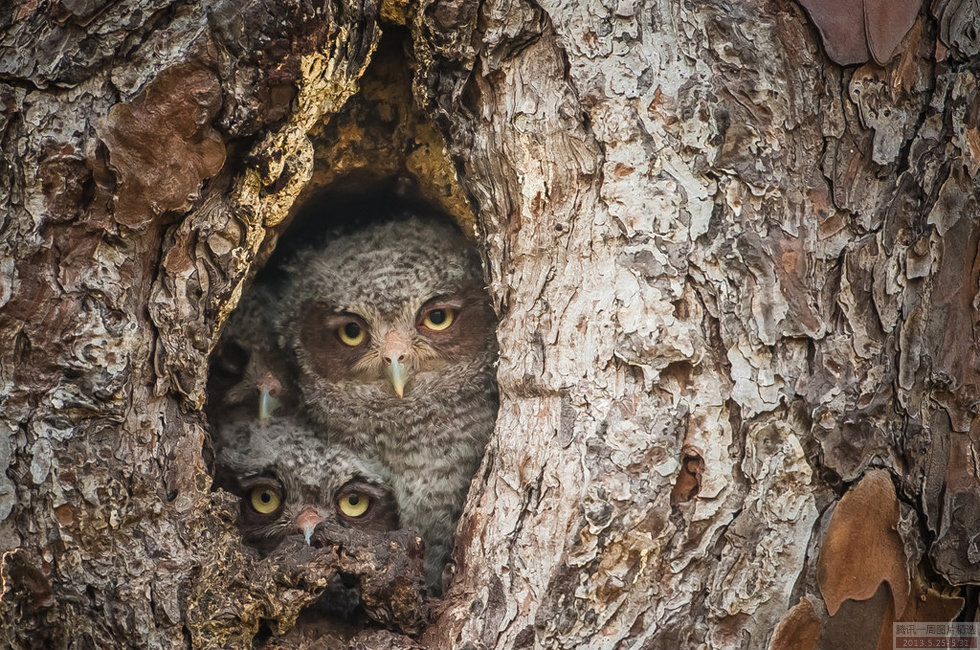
[864,0,923,65]
[95,64,226,230]
[796,0,869,65]
[795,0,923,65]
[817,470,909,617]
[768,597,820,650]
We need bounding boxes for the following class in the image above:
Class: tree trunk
[2,0,978,648]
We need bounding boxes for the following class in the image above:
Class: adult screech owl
[277,215,498,592]
[214,417,400,554]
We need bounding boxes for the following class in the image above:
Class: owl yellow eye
[250,486,281,515]
[338,491,372,518]
[422,308,455,331]
[338,321,365,346]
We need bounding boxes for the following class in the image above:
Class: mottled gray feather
[277,216,498,591]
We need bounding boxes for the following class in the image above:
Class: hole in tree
[202,27,498,646]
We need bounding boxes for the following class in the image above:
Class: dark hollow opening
[204,176,498,645]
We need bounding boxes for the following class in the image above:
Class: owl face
[281,217,497,401]
[298,285,493,399]
[208,285,295,422]
[214,419,399,553]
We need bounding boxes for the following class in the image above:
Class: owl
[277,215,498,592]
[214,417,400,554]
[207,283,296,425]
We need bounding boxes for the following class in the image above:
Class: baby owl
[277,215,498,591]
[207,283,295,425]
[214,417,399,554]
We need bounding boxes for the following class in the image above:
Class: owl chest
[328,387,494,460]
[344,399,471,451]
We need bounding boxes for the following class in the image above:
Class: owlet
[214,417,399,553]
[277,215,498,591]
[207,283,295,426]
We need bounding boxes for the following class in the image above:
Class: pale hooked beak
[257,373,282,420]
[382,331,411,398]
[386,359,407,398]
[294,507,323,546]
[258,388,281,421]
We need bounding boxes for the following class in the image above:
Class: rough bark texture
[410,0,980,647]
[1,0,979,648]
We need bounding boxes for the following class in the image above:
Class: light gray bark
[1,0,978,648]
[415,1,980,647]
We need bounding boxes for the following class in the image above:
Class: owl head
[214,418,399,553]
[278,216,497,405]
[208,284,295,423]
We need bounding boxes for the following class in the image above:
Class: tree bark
[2,0,979,648]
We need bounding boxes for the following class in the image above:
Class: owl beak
[382,332,411,397]
[386,359,408,398]
[294,507,323,545]
[257,373,282,420]
[258,389,281,421]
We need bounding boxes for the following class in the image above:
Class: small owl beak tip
[294,508,322,545]
[258,389,281,420]
[386,359,408,398]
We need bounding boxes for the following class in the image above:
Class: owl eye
[338,321,366,346]
[249,486,282,515]
[337,491,372,518]
[421,308,456,332]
